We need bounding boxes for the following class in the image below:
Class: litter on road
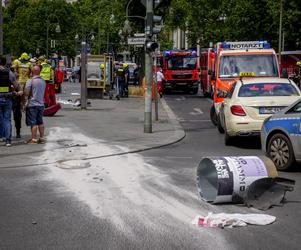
[196,156,295,210]
[245,177,295,210]
[192,213,276,228]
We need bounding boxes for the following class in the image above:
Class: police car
[261,98,301,170]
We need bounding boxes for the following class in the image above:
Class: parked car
[261,98,301,171]
[217,77,301,145]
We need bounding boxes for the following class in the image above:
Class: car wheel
[224,130,233,146]
[210,105,217,126]
[217,114,224,134]
[267,133,295,171]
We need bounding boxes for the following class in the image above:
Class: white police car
[261,98,301,170]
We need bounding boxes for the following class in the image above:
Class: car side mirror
[281,68,288,78]
[217,90,228,98]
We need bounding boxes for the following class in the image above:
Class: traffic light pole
[144,0,153,133]
[81,41,87,109]
[154,48,159,121]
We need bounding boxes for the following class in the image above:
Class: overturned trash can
[196,156,278,204]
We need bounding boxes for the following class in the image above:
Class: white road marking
[175,96,186,101]
[166,156,193,159]
[189,108,204,115]
[179,119,211,123]
[206,98,213,104]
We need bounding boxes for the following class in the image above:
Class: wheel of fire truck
[191,88,198,95]
[210,105,218,126]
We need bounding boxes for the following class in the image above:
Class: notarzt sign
[228,41,265,49]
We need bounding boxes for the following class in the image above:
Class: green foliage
[164,0,301,51]
[3,0,301,58]
[4,0,78,57]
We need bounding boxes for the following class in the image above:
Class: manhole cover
[56,160,91,169]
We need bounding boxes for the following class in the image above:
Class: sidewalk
[0,82,185,169]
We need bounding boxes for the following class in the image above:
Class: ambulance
[205,41,280,125]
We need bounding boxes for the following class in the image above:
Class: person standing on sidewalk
[0,56,18,146]
[156,68,165,98]
[11,52,32,138]
[24,66,46,144]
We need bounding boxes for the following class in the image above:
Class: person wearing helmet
[294,61,301,88]
[39,56,55,107]
[11,52,32,138]
[115,63,127,98]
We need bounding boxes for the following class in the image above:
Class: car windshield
[167,56,197,70]
[238,83,300,97]
[219,54,278,78]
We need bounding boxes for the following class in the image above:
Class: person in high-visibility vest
[39,56,55,107]
[11,52,32,138]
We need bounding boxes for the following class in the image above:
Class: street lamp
[106,14,116,86]
[46,16,61,58]
[278,0,283,66]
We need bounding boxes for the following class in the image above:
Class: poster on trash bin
[225,157,268,197]
[213,158,234,203]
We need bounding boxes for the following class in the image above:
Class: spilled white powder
[40,126,229,247]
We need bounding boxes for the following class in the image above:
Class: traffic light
[145,1,163,36]
[145,39,158,52]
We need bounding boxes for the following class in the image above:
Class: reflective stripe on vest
[40,63,51,81]
[0,68,10,93]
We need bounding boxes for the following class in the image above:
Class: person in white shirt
[156,68,165,97]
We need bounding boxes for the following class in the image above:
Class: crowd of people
[0,53,54,147]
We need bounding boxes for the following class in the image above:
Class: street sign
[134,33,145,37]
[127,37,146,45]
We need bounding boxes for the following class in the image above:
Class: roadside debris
[73,98,92,107]
[56,98,91,107]
[192,213,276,228]
[245,177,295,210]
[196,156,295,210]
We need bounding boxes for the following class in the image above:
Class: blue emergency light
[164,51,172,56]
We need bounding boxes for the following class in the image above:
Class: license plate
[259,106,285,114]
[176,82,187,86]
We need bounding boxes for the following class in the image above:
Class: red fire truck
[279,51,301,85]
[200,41,280,125]
[160,50,199,94]
[200,48,215,97]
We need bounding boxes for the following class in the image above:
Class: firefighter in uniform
[123,63,129,97]
[39,56,55,107]
[12,52,32,138]
[115,63,129,98]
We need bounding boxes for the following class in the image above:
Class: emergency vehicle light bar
[221,41,270,50]
[164,50,197,57]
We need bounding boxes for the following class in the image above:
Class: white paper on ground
[192,213,276,228]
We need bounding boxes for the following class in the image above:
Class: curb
[0,97,186,169]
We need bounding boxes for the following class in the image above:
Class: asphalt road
[142,92,301,250]
[0,91,300,250]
